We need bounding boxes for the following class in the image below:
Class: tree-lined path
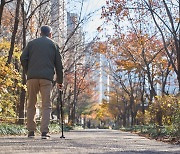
[0,129,179,154]
[0,1,179,153]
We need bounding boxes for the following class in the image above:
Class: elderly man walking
[20,25,63,139]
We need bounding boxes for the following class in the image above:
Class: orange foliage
[93,42,107,54]
[1,7,14,32]
[102,0,128,20]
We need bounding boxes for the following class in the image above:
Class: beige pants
[27,79,52,133]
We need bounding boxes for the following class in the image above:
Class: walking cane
[58,89,65,138]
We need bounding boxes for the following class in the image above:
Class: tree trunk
[68,101,74,125]
[177,48,180,91]
[7,0,21,64]
[18,0,26,124]
[130,94,135,126]
[122,114,126,127]
[156,110,162,126]
[83,116,86,129]
[67,93,71,123]
[162,0,180,91]
[18,75,26,124]
[141,74,145,115]
[72,62,77,125]
[127,108,130,127]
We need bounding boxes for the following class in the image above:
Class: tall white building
[99,54,111,103]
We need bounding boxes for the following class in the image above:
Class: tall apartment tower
[65,12,85,65]
[50,0,66,47]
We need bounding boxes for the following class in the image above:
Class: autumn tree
[91,0,179,127]
[143,0,180,91]
[101,0,179,91]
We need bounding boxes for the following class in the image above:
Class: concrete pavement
[0,129,179,154]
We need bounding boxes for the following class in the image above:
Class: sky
[66,0,107,42]
[82,0,106,41]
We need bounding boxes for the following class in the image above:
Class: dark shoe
[41,132,50,139]
[28,131,35,138]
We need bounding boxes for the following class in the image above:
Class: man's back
[21,36,63,83]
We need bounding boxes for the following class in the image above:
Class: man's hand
[57,83,63,90]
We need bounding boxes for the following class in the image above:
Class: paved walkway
[0,129,179,154]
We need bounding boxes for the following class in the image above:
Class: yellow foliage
[88,101,113,121]
[149,95,179,125]
[0,40,10,51]
[136,111,144,124]
[0,40,23,118]
[136,95,180,125]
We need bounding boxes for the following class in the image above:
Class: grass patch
[120,125,180,144]
[0,123,27,136]
[0,122,74,136]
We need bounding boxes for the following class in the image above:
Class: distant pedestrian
[20,25,63,139]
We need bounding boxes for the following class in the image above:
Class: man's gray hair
[41,25,52,36]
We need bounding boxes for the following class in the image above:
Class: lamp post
[72,61,77,125]
[72,55,83,125]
